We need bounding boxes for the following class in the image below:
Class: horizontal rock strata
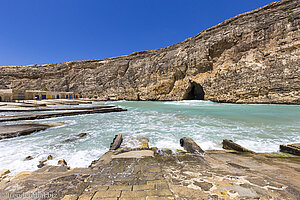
[0,106,126,122]
[0,0,299,104]
[280,143,300,156]
[0,123,62,140]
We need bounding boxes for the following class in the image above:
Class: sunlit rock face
[0,0,299,104]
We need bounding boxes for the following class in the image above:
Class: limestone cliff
[0,0,299,104]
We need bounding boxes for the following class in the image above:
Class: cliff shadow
[183,81,205,100]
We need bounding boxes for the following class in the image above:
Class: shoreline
[0,137,299,200]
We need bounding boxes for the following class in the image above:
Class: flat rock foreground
[0,136,299,200]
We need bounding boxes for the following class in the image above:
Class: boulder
[37,159,47,168]
[58,159,68,166]
[180,137,204,153]
[76,133,88,137]
[0,169,10,179]
[279,143,300,156]
[47,155,54,160]
[222,139,254,153]
[110,134,123,150]
[24,156,33,161]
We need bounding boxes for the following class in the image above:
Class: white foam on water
[164,100,215,106]
[151,139,182,151]
[0,101,299,176]
[198,141,222,151]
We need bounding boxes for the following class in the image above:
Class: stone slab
[0,123,62,140]
[111,150,154,159]
[0,107,127,122]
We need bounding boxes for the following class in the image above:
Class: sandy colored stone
[61,195,78,200]
[147,189,173,197]
[90,186,108,191]
[78,192,96,200]
[146,197,175,200]
[0,169,10,177]
[169,185,208,199]
[147,180,168,185]
[121,190,148,198]
[133,184,155,191]
[120,198,146,200]
[108,185,132,191]
[111,150,154,159]
[93,191,121,199]
[155,182,169,190]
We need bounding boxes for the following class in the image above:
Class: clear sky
[0,0,275,66]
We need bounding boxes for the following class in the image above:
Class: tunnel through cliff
[183,81,205,100]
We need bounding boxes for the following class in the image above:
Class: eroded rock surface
[0,0,299,104]
[0,136,299,200]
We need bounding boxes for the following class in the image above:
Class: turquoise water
[0,100,299,175]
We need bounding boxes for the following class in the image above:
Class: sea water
[0,100,299,176]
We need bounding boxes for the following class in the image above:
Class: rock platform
[0,106,126,122]
[0,136,299,199]
[0,123,64,140]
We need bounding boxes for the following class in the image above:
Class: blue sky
[0,0,275,66]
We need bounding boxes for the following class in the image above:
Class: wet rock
[110,134,123,150]
[37,159,47,168]
[47,155,54,160]
[62,138,77,143]
[76,133,88,138]
[0,169,10,179]
[0,123,62,140]
[58,159,68,166]
[279,143,300,156]
[24,156,33,161]
[180,137,204,153]
[62,133,89,143]
[222,139,254,153]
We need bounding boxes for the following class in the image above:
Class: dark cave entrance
[183,81,205,100]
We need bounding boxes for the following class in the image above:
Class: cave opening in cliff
[183,82,205,100]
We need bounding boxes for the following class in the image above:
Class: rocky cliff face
[0,0,299,104]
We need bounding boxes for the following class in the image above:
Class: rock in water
[0,0,299,104]
[76,133,88,137]
[180,137,204,153]
[37,159,47,168]
[47,155,54,160]
[222,139,254,153]
[110,134,123,150]
[0,169,10,179]
[62,133,89,143]
[58,159,68,166]
[24,156,33,161]
[279,143,300,156]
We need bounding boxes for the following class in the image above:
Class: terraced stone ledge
[0,137,299,200]
[0,123,64,140]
